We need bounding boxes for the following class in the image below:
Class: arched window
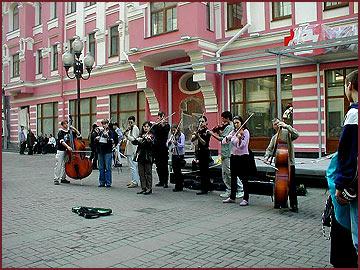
[12,4,19,30]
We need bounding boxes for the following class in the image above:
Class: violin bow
[233,112,255,137]
[145,111,176,136]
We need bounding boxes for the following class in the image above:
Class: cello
[65,115,93,179]
[272,104,294,208]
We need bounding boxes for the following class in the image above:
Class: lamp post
[62,35,94,133]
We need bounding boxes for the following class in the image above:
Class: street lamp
[62,35,94,133]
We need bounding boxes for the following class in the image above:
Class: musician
[264,117,299,212]
[53,120,80,185]
[208,111,244,199]
[152,111,171,188]
[96,118,118,188]
[191,116,211,195]
[123,116,140,188]
[89,123,100,169]
[222,116,251,206]
[167,124,185,192]
[132,121,155,195]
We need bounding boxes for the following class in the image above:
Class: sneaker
[223,198,236,203]
[236,192,244,199]
[239,200,249,206]
[128,183,138,188]
[61,179,70,184]
[220,192,230,198]
[98,184,105,187]
[54,180,59,185]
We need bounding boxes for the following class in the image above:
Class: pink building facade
[2,2,358,155]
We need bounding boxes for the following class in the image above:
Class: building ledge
[6,29,20,41]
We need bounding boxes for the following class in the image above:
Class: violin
[273,104,294,208]
[212,123,229,134]
[65,115,93,180]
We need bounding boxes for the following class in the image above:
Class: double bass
[273,104,294,208]
[65,115,93,179]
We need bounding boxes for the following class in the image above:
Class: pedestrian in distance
[89,123,100,169]
[18,125,26,155]
[26,129,36,155]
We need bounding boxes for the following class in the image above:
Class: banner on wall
[284,24,358,56]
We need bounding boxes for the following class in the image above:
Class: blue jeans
[98,153,112,186]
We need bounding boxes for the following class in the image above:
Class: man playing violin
[208,111,244,199]
[191,116,211,195]
[53,120,80,185]
[264,116,299,212]
[152,111,171,188]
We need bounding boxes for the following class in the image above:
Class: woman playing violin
[96,118,118,188]
[167,124,185,192]
[222,115,252,206]
[132,121,155,195]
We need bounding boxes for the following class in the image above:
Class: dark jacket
[152,122,170,151]
[26,132,36,147]
[98,129,118,155]
[132,133,154,163]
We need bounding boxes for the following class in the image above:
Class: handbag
[321,195,333,239]
[339,166,358,202]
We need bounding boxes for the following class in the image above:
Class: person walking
[89,123,100,169]
[18,126,26,155]
[26,129,36,155]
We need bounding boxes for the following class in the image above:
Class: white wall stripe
[293,83,324,90]
[298,132,325,136]
[293,95,324,101]
[97,104,109,108]
[294,120,325,124]
[97,96,109,100]
[293,71,324,78]
[97,111,110,114]
[294,107,325,113]
[294,143,325,148]
[30,117,36,120]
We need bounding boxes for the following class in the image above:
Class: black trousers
[330,212,358,268]
[154,150,169,185]
[172,154,184,190]
[288,165,298,208]
[230,154,250,201]
[19,141,26,154]
[198,150,210,192]
[90,148,98,168]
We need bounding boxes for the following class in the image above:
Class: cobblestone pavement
[2,152,332,268]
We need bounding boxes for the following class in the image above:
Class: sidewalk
[2,152,332,268]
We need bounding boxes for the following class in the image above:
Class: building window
[272,2,291,21]
[50,2,57,19]
[37,102,58,137]
[325,67,356,152]
[86,2,96,7]
[12,5,19,31]
[324,2,349,10]
[110,92,145,130]
[88,33,96,58]
[67,2,76,14]
[227,2,243,30]
[206,3,211,30]
[35,3,42,25]
[230,74,292,149]
[52,45,58,71]
[12,53,20,77]
[36,50,43,74]
[151,2,177,36]
[109,26,119,57]
[69,97,97,139]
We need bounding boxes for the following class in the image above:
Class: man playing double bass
[264,116,299,212]
[53,120,81,185]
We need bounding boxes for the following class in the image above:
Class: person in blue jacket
[327,69,358,268]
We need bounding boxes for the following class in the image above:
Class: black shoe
[196,191,208,195]
[163,184,168,188]
[61,179,70,184]
[98,184,105,187]
[144,189,152,195]
[290,205,298,213]
[155,182,164,187]
[137,189,146,194]
[105,185,112,188]
[173,189,183,192]
[92,167,98,170]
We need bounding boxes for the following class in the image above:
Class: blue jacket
[335,102,358,190]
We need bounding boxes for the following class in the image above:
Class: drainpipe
[60,2,66,120]
[216,2,252,73]
[120,2,126,62]
[216,2,252,110]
